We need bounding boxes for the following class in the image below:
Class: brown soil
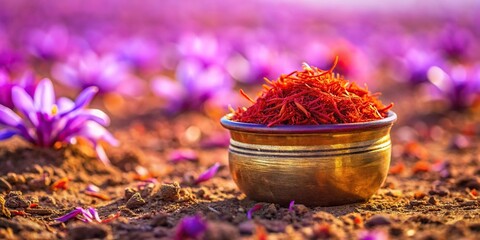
[0,92,480,240]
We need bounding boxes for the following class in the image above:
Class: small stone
[365,215,392,228]
[5,173,18,184]
[469,223,480,232]
[264,204,277,218]
[30,164,44,174]
[294,204,309,215]
[0,196,11,218]
[40,196,57,207]
[386,190,403,197]
[124,188,137,201]
[126,193,146,209]
[25,208,55,215]
[157,182,180,202]
[140,183,155,198]
[460,200,476,207]
[428,197,437,205]
[413,191,426,200]
[409,200,423,207]
[5,191,30,208]
[0,178,12,192]
[68,222,112,240]
[150,212,169,227]
[456,177,480,190]
[28,176,51,190]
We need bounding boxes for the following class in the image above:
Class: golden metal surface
[221,112,397,207]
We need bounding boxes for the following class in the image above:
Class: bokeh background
[1,0,479,118]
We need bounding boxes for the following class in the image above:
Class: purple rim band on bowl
[221,111,397,134]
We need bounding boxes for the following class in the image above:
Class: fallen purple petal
[169,149,198,162]
[288,200,295,212]
[55,207,84,222]
[85,184,100,193]
[247,203,264,220]
[174,215,207,240]
[195,162,221,185]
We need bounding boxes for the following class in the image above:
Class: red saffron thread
[232,58,393,126]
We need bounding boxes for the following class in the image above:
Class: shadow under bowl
[220,111,397,207]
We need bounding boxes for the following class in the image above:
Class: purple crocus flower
[194,162,221,185]
[0,70,36,109]
[51,51,144,96]
[174,215,207,240]
[437,23,474,61]
[114,37,159,70]
[427,64,480,111]
[27,25,71,60]
[401,48,443,85]
[151,59,234,113]
[0,78,118,164]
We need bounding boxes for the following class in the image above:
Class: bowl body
[220,112,397,206]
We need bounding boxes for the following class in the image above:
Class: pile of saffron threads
[231,58,393,127]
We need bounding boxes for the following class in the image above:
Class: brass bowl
[220,111,397,207]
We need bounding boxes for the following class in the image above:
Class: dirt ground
[0,87,480,240]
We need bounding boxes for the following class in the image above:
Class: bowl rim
[220,111,397,133]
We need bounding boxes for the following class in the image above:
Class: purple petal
[12,86,38,126]
[0,128,17,140]
[288,200,295,212]
[358,230,388,240]
[85,184,100,193]
[0,104,22,126]
[34,78,55,113]
[175,215,207,240]
[151,76,185,102]
[55,207,84,222]
[56,97,75,114]
[195,162,221,184]
[169,149,198,163]
[87,207,102,222]
[73,86,99,111]
[247,203,264,220]
[95,144,111,166]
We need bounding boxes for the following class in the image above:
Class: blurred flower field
[0,0,479,239]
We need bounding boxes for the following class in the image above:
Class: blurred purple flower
[114,37,159,70]
[247,203,264,220]
[0,40,23,73]
[427,64,480,110]
[437,23,474,61]
[195,162,221,185]
[152,59,234,113]
[0,71,36,109]
[0,78,118,164]
[169,149,198,163]
[401,48,443,85]
[174,215,207,240]
[27,25,71,60]
[51,51,145,96]
[177,33,228,65]
[358,230,388,240]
